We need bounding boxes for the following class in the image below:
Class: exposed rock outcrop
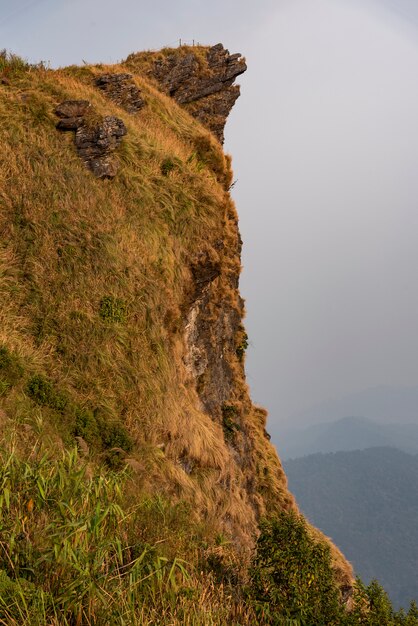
[55,99,91,130]
[125,43,247,143]
[94,73,145,113]
[184,287,242,418]
[55,100,127,178]
[184,245,242,418]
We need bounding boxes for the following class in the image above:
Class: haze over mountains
[269,385,418,459]
[276,416,418,460]
[288,384,418,426]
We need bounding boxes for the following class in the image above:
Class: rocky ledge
[55,100,127,178]
[125,43,247,143]
[94,73,145,113]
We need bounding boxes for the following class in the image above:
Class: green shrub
[26,375,67,412]
[99,296,127,323]
[346,579,418,625]
[236,331,249,362]
[249,512,344,626]
[99,417,133,451]
[221,404,241,442]
[73,406,101,446]
[73,406,133,459]
[161,156,181,176]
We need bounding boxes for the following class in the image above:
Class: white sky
[2,0,418,430]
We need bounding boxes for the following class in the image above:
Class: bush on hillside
[249,511,344,625]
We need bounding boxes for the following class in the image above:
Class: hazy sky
[2,0,418,429]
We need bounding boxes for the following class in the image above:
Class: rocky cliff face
[124,43,247,143]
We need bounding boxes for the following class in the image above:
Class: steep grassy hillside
[0,47,355,623]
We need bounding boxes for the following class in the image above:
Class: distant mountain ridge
[276,415,418,460]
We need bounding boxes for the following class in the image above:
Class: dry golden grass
[0,52,354,601]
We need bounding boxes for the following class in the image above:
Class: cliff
[124,43,246,143]
[0,46,353,622]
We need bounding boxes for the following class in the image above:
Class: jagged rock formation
[94,73,145,113]
[55,100,127,178]
[124,43,247,143]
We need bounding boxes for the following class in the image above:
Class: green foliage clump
[236,331,249,362]
[99,296,127,323]
[0,446,189,625]
[161,156,181,176]
[249,511,344,625]
[0,570,50,625]
[74,406,133,455]
[73,406,101,445]
[25,374,132,459]
[100,417,133,451]
[26,374,67,412]
[0,50,30,80]
[350,578,395,625]
[0,346,23,396]
[347,579,418,626]
[221,404,241,442]
[248,512,418,626]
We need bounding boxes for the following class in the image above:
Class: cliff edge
[124,43,246,143]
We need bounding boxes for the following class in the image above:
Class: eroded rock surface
[126,43,247,143]
[184,289,242,417]
[94,74,145,113]
[55,100,127,178]
[55,99,91,130]
[183,241,243,420]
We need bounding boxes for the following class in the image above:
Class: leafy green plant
[73,406,133,458]
[222,404,241,442]
[0,445,190,624]
[99,296,127,323]
[236,331,249,362]
[26,374,67,412]
[249,512,344,626]
[346,579,418,626]
[160,156,181,176]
